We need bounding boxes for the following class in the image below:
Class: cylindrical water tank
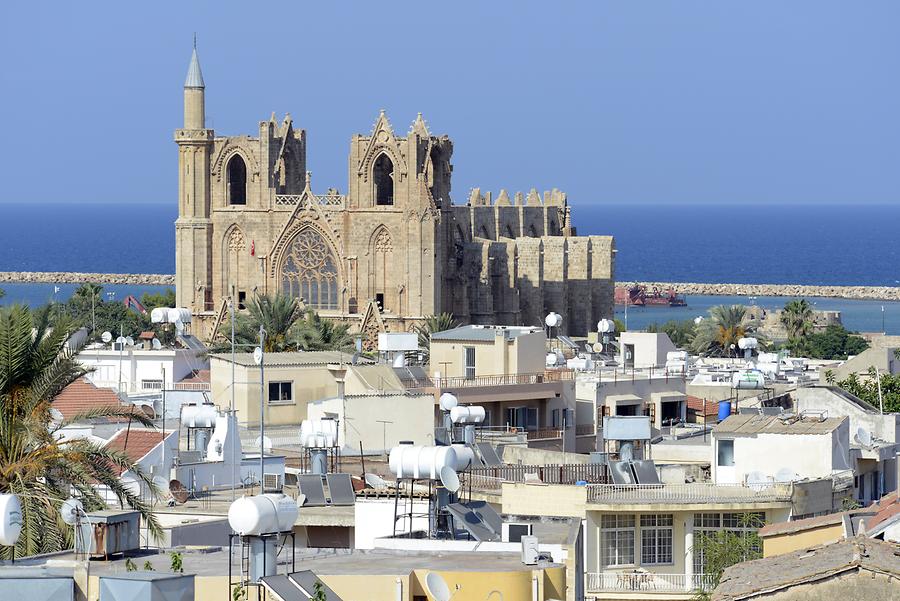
[388,445,458,480]
[150,307,168,324]
[737,337,758,350]
[249,536,276,582]
[545,312,562,328]
[718,401,732,421]
[449,405,485,424]
[166,308,192,324]
[194,429,210,458]
[732,370,766,389]
[309,449,328,475]
[439,392,458,412]
[228,494,299,536]
[666,351,688,362]
[0,494,22,546]
[463,425,476,446]
[546,351,564,367]
[450,443,475,470]
[299,419,338,448]
[182,404,217,428]
[597,318,616,333]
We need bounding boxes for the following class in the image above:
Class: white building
[77,338,208,394]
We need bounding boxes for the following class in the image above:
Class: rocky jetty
[619,281,900,302]
[0,272,175,286]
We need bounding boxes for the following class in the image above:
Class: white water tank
[228,494,299,536]
[567,356,594,371]
[737,337,758,350]
[389,445,458,480]
[732,369,766,389]
[299,419,338,448]
[439,392,459,412]
[181,404,217,428]
[666,351,689,362]
[545,312,562,328]
[546,351,565,367]
[449,405,486,424]
[0,494,22,546]
[450,443,475,471]
[150,307,168,324]
[169,308,192,324]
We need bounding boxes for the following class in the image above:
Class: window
[141,379,163,390]
[281,228,339,310]
[601,514,635,566]
[552,408,574,428]
[226,155,247,205]
[268,381,293,404]
[238,290,247,310]
[694,512,764,574]
[464,346,476,379]
[375,293,385,312]
[640,514,674,565]
[373,154,394,205]
[717,439,734,467]
[507,407,538,430]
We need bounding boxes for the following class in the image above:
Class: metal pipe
[259,325,266,491]
[231,297,236,500]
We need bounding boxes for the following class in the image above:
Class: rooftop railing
[586,482,792,505]
[401,369,575,390]
[586,571,713,593]
[274,193,345,209]
[470,463,608,485]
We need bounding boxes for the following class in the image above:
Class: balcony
[586,572,713,594]
[586,482,792,505]
[401,369,574,391]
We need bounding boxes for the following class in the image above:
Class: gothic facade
[175,47,615,345]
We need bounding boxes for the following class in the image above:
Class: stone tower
[174,42,214,311]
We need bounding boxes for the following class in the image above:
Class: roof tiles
[54,378,126,420]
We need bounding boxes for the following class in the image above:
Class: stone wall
[0,272,174,285]
[619,280,900,301]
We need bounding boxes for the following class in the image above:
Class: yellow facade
[761,523,846,558]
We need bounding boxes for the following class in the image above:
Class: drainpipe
[395,578,403,601]
[531,574,539,601]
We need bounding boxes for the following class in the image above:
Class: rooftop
[714,413,846,436]
[713,537,900,600]
[430,325,542,342]
[54,378,126,420]
[104,428,168,475]
[210,351,359,368]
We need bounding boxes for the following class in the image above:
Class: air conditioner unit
[263,472,284,492]
[521,535,540,565]
[503,522,533,543]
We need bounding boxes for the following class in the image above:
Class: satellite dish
[169,479,189,504]
[774,467,798,483]
[253,346,263,365]
[592,342,604,353]
[425,572,453,601]
[60,497,84,526]
[151,338,162,350]
[0,494,23,546]
[856,426,872,447]
[597,319,615,334]
[101,331,113,343]
[116,336,127,345]
[544,312,562,328]
[125,336,135,347]
[255,435,273,452]
[439,466,460,493]
[364,473,389,490]
[439,392,458,412]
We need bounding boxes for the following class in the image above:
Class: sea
[1,202,898,333]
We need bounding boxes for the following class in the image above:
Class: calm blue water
[0,202,897,332]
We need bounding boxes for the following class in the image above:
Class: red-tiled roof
[104,429,167,476]
[686,395,719,415]
[179,369,210,384]
[139,331,155,340]
[54,378,126,419]
[866,492,900,532]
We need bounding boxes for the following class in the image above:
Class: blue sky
[2,2,898,205]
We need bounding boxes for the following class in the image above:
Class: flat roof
[210,351,359,368]
[714,413,845,436]
[431,325,541,342]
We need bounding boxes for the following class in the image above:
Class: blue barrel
[718,401,732,421]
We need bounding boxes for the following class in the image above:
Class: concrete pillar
[684,514,695,591]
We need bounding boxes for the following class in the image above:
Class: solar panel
[260,575,303,601]
[446,503,500,542]
[463,500,502,534]
[288,570,344,600]
[476,442,503,466]
[631,460,661,485]
[325,473,355,506]
[297,475,327,506]
[608,461,636,485]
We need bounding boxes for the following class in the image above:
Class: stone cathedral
[174,46,615,346]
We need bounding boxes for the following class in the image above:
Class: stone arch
[477,224,491,240]
[370,225,394,313]
[373,153,394,205]
[528,223,538,237]
[505,223,515,238]
[279,225,340,310]
[226,155,247,205]
[222,225,246,307]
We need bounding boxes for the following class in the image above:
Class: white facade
[78,346,207,394]
[618,332,677,369]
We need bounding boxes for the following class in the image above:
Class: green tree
[795,325,868,360]
[140,289,176,311]
[780,299,814,343]
[0,305,161,558]
[692,519,763,600]
[415,313,459,363]
[312,581,327,601]
[296,309,354,352]
[646,319,696,348]
[691,305,760,357]
[836,368,900,413]
[169,551,184,573]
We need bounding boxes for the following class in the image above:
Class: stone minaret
[175,39,214,316]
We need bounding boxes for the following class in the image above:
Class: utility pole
[258,325,266,491]
[161,366,167,479]
[230,296,236,500]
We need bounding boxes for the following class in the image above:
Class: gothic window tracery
[281,228,339,310]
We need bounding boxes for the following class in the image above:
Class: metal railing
[402,369,575,390]
[526,428,565,440]
[592,365,691,385]
[471,463,608,485]
[586,572,713,593]
[173,381,211,391]
[586,482,792,505]
[274,193,345,208]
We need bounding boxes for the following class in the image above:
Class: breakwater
[0,272,175,286]
[619,281,900,302]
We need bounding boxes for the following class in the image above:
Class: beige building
[174,45,615,345]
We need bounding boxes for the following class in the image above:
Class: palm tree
[692,305,754,357]
[415,313,459,362]
[0,305,160,558]
[780,299,814,342]
[296,309,354,352]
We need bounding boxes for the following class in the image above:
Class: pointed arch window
[373,154,394,206]
[281,228,339,310]
[227,155,247,205]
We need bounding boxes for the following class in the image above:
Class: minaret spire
[183,38,205,129]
